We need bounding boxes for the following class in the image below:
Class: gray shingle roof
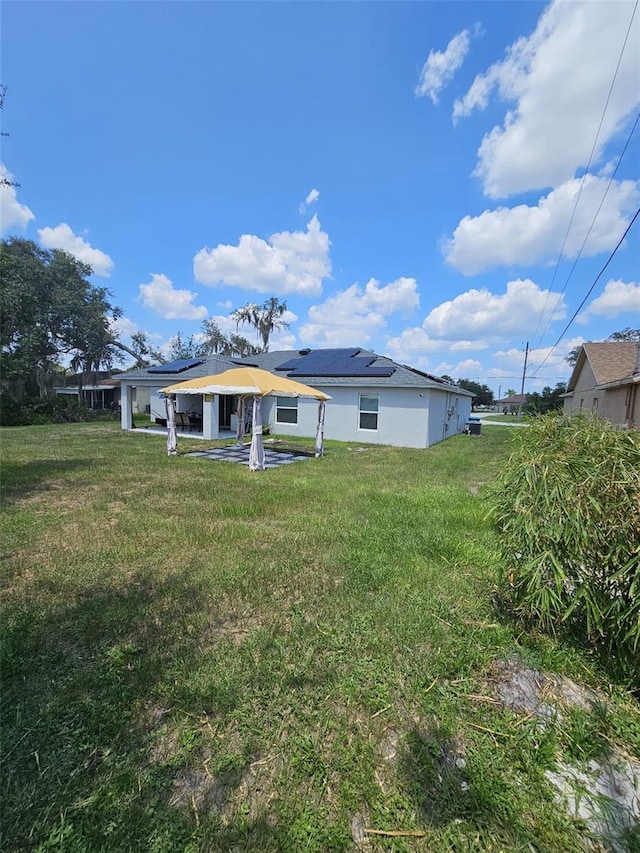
[118,354,236,382]
[237,349,474,394]
[118,348,474,396]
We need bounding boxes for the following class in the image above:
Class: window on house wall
[592,397,599,412]
[359,395,379,430]
[276,396,298,424]
[579,399,584,410]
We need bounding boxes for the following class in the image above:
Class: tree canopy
[231,297,289,352]
[523,382,567,415]
[456,379,494,408]
[1,237,125,400]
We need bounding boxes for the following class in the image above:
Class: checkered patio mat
[186,445,312,468]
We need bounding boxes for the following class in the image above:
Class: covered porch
[121,385,243,441]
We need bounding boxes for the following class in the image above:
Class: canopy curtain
[235,396,245,446]
[249,396,265,471]
[315,400,326,458]
[166,395,177,456]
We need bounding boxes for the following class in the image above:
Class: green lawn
[1,423,638,852]
[478,413,524,424]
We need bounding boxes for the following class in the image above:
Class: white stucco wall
[262,386,469,449]
[120,379,472,446]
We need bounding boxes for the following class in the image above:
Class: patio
[186,444,313,468]
[130,427,315,468]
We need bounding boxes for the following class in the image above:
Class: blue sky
[2,0,639,394]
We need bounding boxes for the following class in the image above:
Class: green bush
[487,413,640,681]
[0,394,117,426]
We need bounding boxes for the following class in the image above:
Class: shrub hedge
[488,413,640,682]
[0,394,118,426]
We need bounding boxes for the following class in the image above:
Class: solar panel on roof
[275,348,361,372]
[275,348,396,378]
[148,358,205,374]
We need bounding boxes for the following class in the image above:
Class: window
[276,396,298,424]
[592,397,599,412]
[359,395,379,430]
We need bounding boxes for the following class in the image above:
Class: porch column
[202,394,218,439]
[120,383,133,430]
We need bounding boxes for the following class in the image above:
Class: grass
[477,413,524,424]
[1,423,638,852]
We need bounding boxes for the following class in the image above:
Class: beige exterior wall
[564,357,639,428]
[594,386,634,428]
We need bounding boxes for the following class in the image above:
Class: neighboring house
[495,394,528,414]
[118,348,474,448]
[55,371,122,409]
[563,342,640,429]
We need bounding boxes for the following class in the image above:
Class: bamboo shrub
[487,413,640,677]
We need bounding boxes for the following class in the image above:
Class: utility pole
[517,342,529,419]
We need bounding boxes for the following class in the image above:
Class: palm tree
[231,297,289,352]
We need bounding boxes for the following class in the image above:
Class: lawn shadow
[399,725,542,847]
[0,458,93,506]
[1,569,293,851]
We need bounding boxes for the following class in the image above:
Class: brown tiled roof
[583,342,638,385]
[496,394,528,404]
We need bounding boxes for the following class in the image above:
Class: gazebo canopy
[160,366,330,401]
[160,366,329,469]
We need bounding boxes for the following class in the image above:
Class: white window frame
[358,394,379,431]
[275,396,298,425]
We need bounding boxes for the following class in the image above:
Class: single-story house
[55,371,122,409]
[495,394,529,414]
[118,348,474,448]
[563,342,640,429]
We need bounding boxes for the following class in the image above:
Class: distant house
[495,394,529,414]
[563,342,640,429]
[117,348,474,449]
[55,371,121,409]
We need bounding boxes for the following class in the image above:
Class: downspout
[625,382,637,430]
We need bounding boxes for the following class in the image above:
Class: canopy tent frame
[160,367,330,471]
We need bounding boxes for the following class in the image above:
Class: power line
[530,0,639,348]
[529,206,640,377]
[531,110,640,359]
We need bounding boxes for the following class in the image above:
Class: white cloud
[0,164,34,233]
[268,329,297,351]
[431,359,483,380]
[385,328,448,361]
[385,328,489,366]
[494,336,584,378]
[299,188,320,214]
[578,279,640,321]
[454,1,640,197]
[37,223,114,277]
[415,27,475,104]
[110,316,139,338]
[305,188,320,206]
[445,175,640,274]
[299,276,419,347]
[424,279,566,339]
[138,273,208,320]
[193,215,331,297]
[450,339,486,351]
